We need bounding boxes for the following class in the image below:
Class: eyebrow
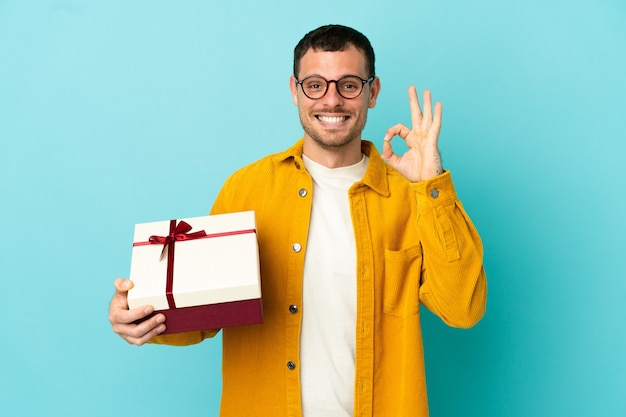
[298,73,366,80]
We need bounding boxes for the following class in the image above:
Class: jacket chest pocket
[383,245,422,317]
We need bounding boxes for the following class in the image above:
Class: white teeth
[318,115,346,124]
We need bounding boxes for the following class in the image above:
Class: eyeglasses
[295,75,375,100]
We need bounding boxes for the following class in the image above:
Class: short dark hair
[293,24,375,78]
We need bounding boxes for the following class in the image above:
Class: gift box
[128,210,262,334]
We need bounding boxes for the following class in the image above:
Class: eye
[303,78,325,91]
[339,77,361,91]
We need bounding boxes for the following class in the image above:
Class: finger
[111,278,133,311]
[111,304,155,326]
[384,123,412,142]
[381,140,401,167]
[422,90,433,130]
[408,86,423,129]
[122,312,167,346]
[114,278,133,293]
[381,132,391,156]
[381,139,395,161]
[431,101,443,142]
[111,306,167,345]
[123,319,167,346]
[109,278,150,327]
[382,124,411,167]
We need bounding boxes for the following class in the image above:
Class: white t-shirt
[300,154,369,417]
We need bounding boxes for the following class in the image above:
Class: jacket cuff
[410,170,457,211]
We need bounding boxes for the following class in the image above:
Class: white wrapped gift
[128,210,262,334]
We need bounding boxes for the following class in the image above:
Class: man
[109,24,487,417]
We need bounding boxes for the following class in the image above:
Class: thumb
[114,278,133,294]
[381,139,401,169]
[110,279,134,311]
[381,138,393,160]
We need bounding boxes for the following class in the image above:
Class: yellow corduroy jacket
[152,139,487,417]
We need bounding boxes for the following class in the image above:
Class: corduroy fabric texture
[152,139,487,417]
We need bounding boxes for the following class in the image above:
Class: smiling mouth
[316,115,349,124]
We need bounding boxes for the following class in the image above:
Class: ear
[367,76,381,109]
[290,76,299,106]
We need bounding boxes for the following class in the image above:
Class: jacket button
[298,188,308,197]
[429,188,439,198]
[289,304,298,314]
[287,361,296,370]
[292,243,302,253]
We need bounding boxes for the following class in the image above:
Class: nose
[321,81,344,106]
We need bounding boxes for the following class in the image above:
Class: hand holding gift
[108,278,166,346]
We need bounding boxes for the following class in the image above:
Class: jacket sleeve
[150,329,220,346]
[412,171,487,328]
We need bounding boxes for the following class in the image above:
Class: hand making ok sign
[381,87,444,182]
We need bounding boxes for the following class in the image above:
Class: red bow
[149,220,207,260]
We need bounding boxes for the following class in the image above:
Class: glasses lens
[301,77,327,99]
[337,76,364,99]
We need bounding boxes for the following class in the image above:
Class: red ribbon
[133,219,256,309]
[148,220,208,261]
[150,220,206,309]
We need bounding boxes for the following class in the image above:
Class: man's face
[290,45,380,152]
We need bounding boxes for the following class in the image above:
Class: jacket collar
[272,139,390,197]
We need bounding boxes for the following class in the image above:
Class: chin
[311,134,357,151]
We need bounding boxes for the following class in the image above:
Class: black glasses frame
[295,75,375,100]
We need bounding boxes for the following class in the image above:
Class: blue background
[1,0,625,416]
